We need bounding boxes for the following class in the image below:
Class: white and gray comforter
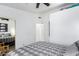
[6,41,79,56]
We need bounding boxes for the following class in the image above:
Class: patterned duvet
[6,41,68,56]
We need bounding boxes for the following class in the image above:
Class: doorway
[36,23,44,42]
[0,18,16,56]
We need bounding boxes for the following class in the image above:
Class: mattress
[6,41,68,56]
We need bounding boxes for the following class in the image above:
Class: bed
[6,41,79,56]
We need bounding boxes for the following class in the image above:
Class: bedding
[6,41,79,56]
[6,41,67,56]
[74,40,79,51]
[63,43,78,56]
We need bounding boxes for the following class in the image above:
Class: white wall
[39,6,79,46]
[38,8,61,42]
[1,4,78,49]
[50,6,79,46]
[0,5,38,49]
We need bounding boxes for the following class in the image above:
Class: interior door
[36,23,44,42]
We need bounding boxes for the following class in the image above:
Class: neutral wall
[0,5,38,49]
[1,4,78,48]
[38,8,60,42]
[39,6,79,46]
[50,6,79,46]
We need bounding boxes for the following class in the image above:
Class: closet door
[36,23,44,42]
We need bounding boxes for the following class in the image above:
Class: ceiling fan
[36,3,50,8]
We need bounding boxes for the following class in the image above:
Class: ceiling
[0,3,66,13]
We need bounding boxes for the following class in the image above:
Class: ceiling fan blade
[36,3,40,8]
[43,3,50,6]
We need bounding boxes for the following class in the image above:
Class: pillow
[3,33,11,37]
[75,40,79,51]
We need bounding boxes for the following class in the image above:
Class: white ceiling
[0,3,65,13]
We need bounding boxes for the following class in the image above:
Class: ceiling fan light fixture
[36,3,50,8]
